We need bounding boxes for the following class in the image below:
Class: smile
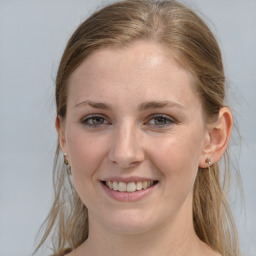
[102,180,158,192]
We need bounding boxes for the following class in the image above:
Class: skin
[56,41,232,256]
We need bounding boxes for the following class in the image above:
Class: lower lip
[100,182,157,202]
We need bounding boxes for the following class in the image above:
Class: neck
[85,221,199,256]
[77,201,206,256]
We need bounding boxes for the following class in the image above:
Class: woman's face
[59,41,210,234]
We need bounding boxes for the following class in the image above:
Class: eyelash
[146,114,174,128]
[81,114,110,127]
[80,114,175,128]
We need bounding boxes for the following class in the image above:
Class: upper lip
[100,176,157,183]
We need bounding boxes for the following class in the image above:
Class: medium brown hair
[34,1,241,255]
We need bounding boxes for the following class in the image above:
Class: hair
[34,1,241,255]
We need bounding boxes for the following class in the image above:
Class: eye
[81,114,109,127]
[147,114,174,127]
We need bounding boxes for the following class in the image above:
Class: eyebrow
[138,101,185,111]
[74,100,185,111]
[74,101,113,110]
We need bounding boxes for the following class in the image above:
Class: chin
[102,209,158,235]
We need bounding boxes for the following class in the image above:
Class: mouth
[101,180,159,193]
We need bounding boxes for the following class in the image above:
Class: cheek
[66,133,112,208]
[65,128,108,194]
[148,129,205,191]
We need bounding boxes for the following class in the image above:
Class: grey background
[0,0,255,255]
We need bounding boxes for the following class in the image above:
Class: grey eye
[82,115,108,127]
[153,116,168,125]
[89,116,105,125]
[147,114,174,128]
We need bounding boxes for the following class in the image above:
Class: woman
[35,0,241,255]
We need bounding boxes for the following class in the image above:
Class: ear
[199,107,233,168]
[55,116,68,154]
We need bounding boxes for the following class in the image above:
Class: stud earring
[205,157,212,165]
[64,153,69,165]
[64,153,72,175]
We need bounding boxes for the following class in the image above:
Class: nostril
[111,160,140,169]
[108,138,145,168]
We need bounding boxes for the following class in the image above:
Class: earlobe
[55,116,67,153]
[199,107,233,168]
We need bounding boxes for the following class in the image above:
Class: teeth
[119,182,127,192]
[113,181,118,191]
[142,181,148,189]
[136,181,143,191]
[104,180,156,192]
[127,182,136,192]
[106,181,113,189]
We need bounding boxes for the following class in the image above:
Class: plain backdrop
[0,0,255,255]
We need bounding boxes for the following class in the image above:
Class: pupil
[155,117,166,125]
[93,117,103,124]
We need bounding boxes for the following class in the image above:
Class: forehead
[71,41,186,80]
[68,41,201,110]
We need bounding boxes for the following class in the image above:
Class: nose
[108,123,144,169]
